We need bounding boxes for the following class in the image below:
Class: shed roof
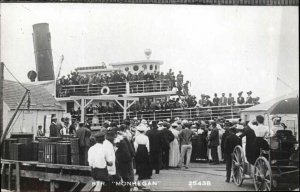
[3,80,64,111]
[240,90,299,113]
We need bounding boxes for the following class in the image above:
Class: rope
[3,63,29,91]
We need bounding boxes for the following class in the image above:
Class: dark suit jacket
[116,138,135,163]
[212,97,220,106]
[219,97,228,106]
[224,133,241,155]
[76,127,91,147]
[50,123,58,137]
[146,129,162,153]
[209,128,219,147]
[237,97,245,104]
[159,128,175,150]
[246,97,253,104]
[227,97,235,105]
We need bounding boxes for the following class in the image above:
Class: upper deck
[56,79,177,98]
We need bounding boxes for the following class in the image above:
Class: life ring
[101,86,110,95]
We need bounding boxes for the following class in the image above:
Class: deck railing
[80,104,253,125]
[56,79,172,97]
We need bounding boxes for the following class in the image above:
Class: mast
[0,62,3,138]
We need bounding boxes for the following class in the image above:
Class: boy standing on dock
[76,123,91,165]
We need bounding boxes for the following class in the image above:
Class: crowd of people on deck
[57,69,186,89]
[56,69,191,97]
[44,114,291,191]
[68,91,260,119]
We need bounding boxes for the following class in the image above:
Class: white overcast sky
[0,3,298,102]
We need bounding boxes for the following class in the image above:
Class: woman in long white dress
[217,124,225,162]
[169,123,180,167]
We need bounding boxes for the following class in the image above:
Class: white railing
[56,79,173,98]
[81,104,253,125]
[129,79,171,93]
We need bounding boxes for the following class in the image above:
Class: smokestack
[32,23,55,81]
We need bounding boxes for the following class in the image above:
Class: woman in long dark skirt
[198,127,208,161]
[134,125,152,180]
[239,125,257,164]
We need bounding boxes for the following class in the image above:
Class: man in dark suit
[115,134,135,187]
[237,91,245,105]
[76,123,91,165]
[224,127,241,182]
[198,94,205,106]
[246,91,253,104]
[213,93,220,106]
[146,121,163,174]
[219,93,228,106]
[227,93,235,105]
[209,122,220,165]
[159,122,175,170]
[49,117,58,137]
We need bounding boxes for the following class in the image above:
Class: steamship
[1,23,254,192]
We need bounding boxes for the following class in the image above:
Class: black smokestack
[32,23,55,81]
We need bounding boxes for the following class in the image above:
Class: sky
[1,3,298,102]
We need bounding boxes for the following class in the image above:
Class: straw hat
[172,123,178,127]
[136,124,148,132]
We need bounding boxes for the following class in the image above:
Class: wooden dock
[1,159,93,192]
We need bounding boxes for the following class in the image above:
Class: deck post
[8,163,12,190]
[80,99,85,123]
[16,162,21,192]
[1,163,6,189]
[123,99,127,120]
[50,180,55,192]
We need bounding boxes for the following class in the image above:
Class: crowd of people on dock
[45,114,289,191]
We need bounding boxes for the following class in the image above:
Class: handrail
[78,104,254,125]
[56,79,173,97]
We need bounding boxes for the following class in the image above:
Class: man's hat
[201,94,205,97]
[171,123,178,127]
[247,91,252,95]
[51,117,57,120]
[163,122,170,128]
[95,131,106,139]
[206,95,210,98]
[238,91,243,95]
[229,126,237,133]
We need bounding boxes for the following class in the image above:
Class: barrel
[2,138,17,159]
[17,138,33,161]
[32,141,39,161]
[44,142,57,164]
[48,137,61,142]
[7,138,18,160]
[38,138,49,163]
[56,141,71,164]
[70,138,79,165]
[12,143,25,161]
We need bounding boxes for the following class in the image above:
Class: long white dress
[218,127,225,162]
[169,128,180,167]
[207,130,212,161]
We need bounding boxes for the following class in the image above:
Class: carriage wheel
[232,145,245,186]
[254,156,272,191]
